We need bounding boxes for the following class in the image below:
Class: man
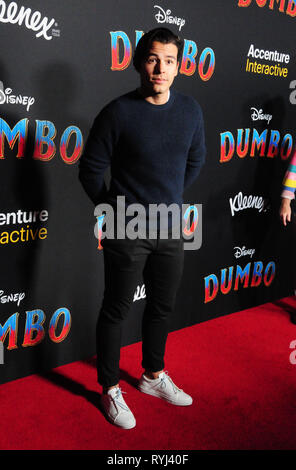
[279,151,296,323]
[79,27,206,429]
[280,150,296,227]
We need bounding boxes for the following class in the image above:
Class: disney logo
[154,5,185,31]
[0,81,35,111]
[234,246,256,259]
[251,107,272,125]
[0,289,25,306]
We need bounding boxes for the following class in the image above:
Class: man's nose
[155,60,165,73]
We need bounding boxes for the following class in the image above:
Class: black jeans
[96,232,184,387]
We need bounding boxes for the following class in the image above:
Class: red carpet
[0,296,295,450]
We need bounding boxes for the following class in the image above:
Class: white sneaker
[101,387,136,429]
[138,371,193,406]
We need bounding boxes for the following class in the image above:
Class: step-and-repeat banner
[0,0,295,384]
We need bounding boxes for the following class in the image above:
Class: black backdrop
[0,0,295,384]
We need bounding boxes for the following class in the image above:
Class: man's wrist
[281,197,291,206]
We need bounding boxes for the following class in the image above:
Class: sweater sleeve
[184,105,206,190]
[78,104,119,205]
[281,150,296,200]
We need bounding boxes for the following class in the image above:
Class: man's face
[139,41,179,97]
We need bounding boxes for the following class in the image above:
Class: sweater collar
[136,88,175,110]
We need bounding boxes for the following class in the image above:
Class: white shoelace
[111,388,129,411]
[159,371,182,394]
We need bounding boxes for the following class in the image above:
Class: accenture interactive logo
[245,44,290,78]
[0,209,49,245]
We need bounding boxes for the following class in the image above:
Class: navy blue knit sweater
[79,88,206,223]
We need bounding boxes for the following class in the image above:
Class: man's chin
[152,85,168,95]
[140,84,169,97]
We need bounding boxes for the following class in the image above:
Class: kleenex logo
[0,1,56,40]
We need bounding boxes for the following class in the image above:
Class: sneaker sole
[105,412,136,429]
[138,385,193,406]
[100,403,136,429]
